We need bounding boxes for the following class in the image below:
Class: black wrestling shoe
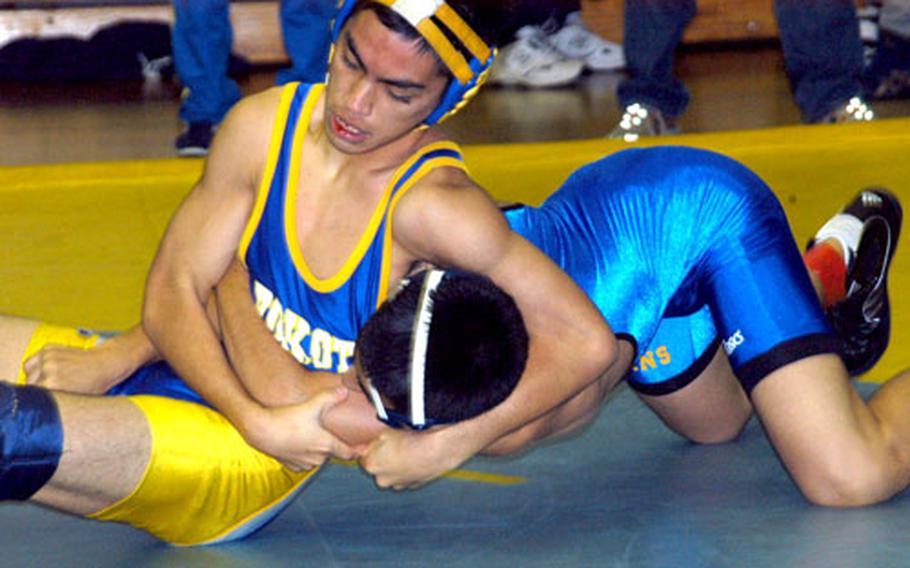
[827,188,902,376]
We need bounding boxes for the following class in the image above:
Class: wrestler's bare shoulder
[200,87,287,193]
[217,87,285,151]
[392,152,506,264]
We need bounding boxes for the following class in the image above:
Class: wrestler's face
[324,10,450,154]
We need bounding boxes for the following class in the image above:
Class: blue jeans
[775,0,865,122]
[618,0,864,122]
[172,0,335,125]
[275,0,336,85]
[617,0,695,120]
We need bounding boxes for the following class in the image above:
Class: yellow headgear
[331,0,495,124]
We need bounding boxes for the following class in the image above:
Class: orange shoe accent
[804,242,847,308]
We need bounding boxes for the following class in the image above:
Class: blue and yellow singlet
[42,82,473,546]
[238,82,469,374]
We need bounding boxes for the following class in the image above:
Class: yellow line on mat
[330,459,526,485]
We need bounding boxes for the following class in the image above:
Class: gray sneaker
[608,103,679,142]
[548,12,625,72]
[817,96,875,124]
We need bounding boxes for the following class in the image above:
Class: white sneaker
[549,12,625,72]
[489,25,584,88]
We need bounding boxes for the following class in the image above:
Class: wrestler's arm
[23,289,228,394]
[214,259,342,405]
[216,259,387,445]
[24,324,160,394]
[143,90,355,469]
[361,169,617,488]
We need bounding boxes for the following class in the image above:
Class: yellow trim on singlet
[375,145,468,308]
[287,139,465,295]
[237,83,312,265]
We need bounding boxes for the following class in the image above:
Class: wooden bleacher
[581,0,780,44]
[0,1,871,68]
[0,0,805,70]
[0,0,287,64]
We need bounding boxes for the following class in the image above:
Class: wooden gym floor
[3,42,910,165]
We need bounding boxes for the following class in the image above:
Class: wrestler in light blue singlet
[505,146,839,395]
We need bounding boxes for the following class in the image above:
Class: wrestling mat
[0,119,908,566]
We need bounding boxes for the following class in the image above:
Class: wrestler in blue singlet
[505,146,839,395]
[110,82,470,403]
[98,82,472,544]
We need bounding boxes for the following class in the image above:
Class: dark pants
[172,0,335,125]
[618,0,864,122]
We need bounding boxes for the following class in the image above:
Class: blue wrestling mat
[2,123,909,566]
[1,382,905,568]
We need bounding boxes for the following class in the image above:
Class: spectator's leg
[275,0,336,85]
[775,0,865,122]
[864,0,910,99]
[880,0,910,39]
[616,0,696,119]
[172,0,241,126]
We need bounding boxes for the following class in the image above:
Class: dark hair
[357,270,529,423]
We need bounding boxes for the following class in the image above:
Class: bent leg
[87,395,315,545]
[624,305,752,444]
[31,392,150,515]
[752,354,910,506]
[637,346,752,445]
[8,385,314,545]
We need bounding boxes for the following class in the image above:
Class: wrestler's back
[505,146,787,344]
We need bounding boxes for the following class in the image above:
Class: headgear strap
[364,269,445,429]
[407,268,445,427]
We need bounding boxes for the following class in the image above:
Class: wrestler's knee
[679,410,750,445]
[792,456,899,507]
